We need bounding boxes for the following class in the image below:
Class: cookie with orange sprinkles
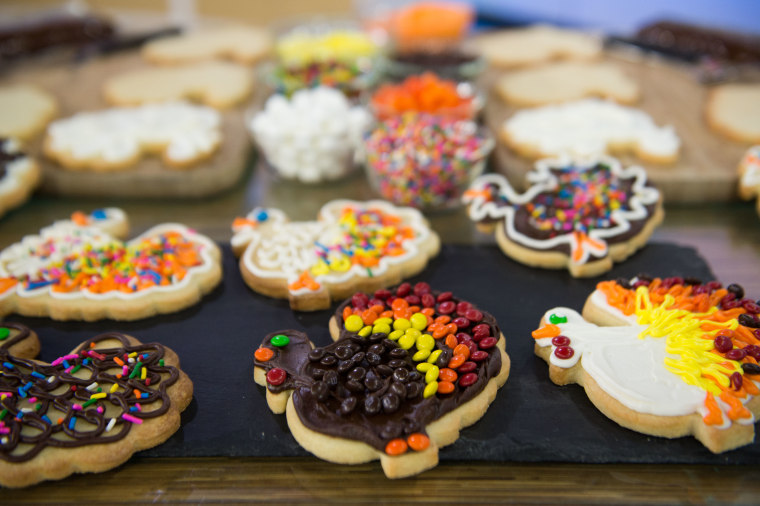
[253,282,510,478]
[0,331,193,488]
[231,200,440,311]
[0,208,221,321]
[532,275,760,453]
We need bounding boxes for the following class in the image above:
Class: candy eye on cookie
[253,283,510,478]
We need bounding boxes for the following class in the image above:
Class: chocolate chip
[308,348,325,361]
[390,381,407,398]
[338,359,353,373]
[383,339,398,350]
[388,359,407,369]
[382,393,400,414]
[406,382,422,399]
[435,349,451,369]
[728,283,745,299]
[742,363,760,375]
[369,332,386,342]
[389,348,408,359]
[408,371,422,382]
[376,364,393,377]
[684,277,702,285]
[346,379,364,393]
[311,381,329,401]
[348,366,366,381]
[615,277,631,289]
[366,352,381,365]
[393,368,409,383]
[739,314,759,328]
[368,344,385,355]
[349,334,365,344]
[340,396,357,415]
[364,395,381,415]
[335,346,353,360]
[351,352,365,364]
[320,355,337,366]
[323,370,338,387]
[364,376,382,391]
[310,368,325,379]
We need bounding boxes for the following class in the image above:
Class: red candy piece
[478,337,497,350]
[459,372,478,387]
[396,283,412,297]
[266,368,287,386]
[458,361,477,373]
[713,335,733,353]
[472,324,490,339]
[456,301,471,315]
[554,346,574,360]
[452,316,470,328]
[437,301,456,314]
[726,348,746,361]
[413,282,431,296]
[551,335,570,347]
[436,292,453,302]
[421,293,435,308]
[470,350,488,362]
[465,309,483,322]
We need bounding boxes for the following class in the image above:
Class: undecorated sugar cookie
[0,330,193,488]
[142,25,272,65]
[0,208,222,321]
[463,156,663,277]
[533,276,760,453]
[0,85,57,141]
[253,283,510,478]
[231,201,440,311]
[502,98,680,164]
[705,83,760,143]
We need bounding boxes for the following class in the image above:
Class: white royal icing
[46,101,221,166]
[235,200,433,296]
[463,155,660,265]
[0,138,34,195]
[503,98,680,159]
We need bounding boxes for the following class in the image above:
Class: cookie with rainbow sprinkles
[463,155,663,277]
[253,282,510,478]
[0,329,193,488]
[533,275,760,453]
[231,200,440,311]
[0,208,221,321]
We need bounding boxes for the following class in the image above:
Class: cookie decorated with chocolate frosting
[0,208,222,321]
[0,332,193,488]
[253,283,510,478]
[463,156,663,277]
[232,201,440,311]
[0,138,41,220]
[533,275,760,453]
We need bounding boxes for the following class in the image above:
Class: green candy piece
[549,314,567,324]
[270,334,290,347]
[0,327,9,340]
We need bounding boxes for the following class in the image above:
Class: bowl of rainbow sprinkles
[364,112,493,211]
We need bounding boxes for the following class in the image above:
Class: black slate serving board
[7,243,760,464]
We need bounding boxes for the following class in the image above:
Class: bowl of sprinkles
[364,113,493,211]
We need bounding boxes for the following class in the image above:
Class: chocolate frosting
[0,333,178,463]
[254,290,503,452]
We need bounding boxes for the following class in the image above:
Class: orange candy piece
[254,348,274,362]
[448,354,466,369]
[407,433,431,451]
[385,438,409,456]
[444,335,458,349]
[370,72,472,119]
[437,381,455,395]
[438,368,457,382]
[453,343,470,359]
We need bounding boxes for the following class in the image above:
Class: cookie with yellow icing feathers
[532,275,760,453]
[231,201,440,311]
[0,208,222,321]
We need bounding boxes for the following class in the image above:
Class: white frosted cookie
[502,98,680,164]
[0,138,40,219]
[0,85,57,141]
[43,101,221,171]
[474,25,602,68]
[103,61,254,109]
[739,145,760,215]
[0,208,222,321]
[706,83,760,143]
[231,201,441,311]
[533,276,760,453]
[142,25,272,65]
[495,61,640,106]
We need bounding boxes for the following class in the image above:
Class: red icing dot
[552,335,570,347]
[266,368,287,386]
[554,346,574,360]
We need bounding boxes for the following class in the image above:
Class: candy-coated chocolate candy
[266,368,287,386]
[345,315,363,332]
[270,334,290,347]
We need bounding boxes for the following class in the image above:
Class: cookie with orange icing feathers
[532,275,760,453]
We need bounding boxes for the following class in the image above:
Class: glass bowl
[368,75,483,121]
[363,113,494,211]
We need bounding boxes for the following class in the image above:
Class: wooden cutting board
[0,51,252,198]
[483,49,754,203]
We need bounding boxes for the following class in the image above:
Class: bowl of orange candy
[369,72,480,120]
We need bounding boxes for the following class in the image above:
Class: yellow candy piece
[410,313,428,331]
[388,329,404,341]
[416,334,435,351]
[373,322,391,335]
[358,325,372,337]
[345,314,363,332]
[310,260,330,276]
[393,318,411,331]
[374,317,393,326]
[425,366,440,383]
[423,381,438,399]
[398,334,416,350]
[416,362,432,373]
[427,349,442,364]
[404,328,422,340]
[412,349,431,362]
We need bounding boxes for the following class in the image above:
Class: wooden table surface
[1,160,760,503]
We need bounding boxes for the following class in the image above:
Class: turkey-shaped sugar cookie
[463,156,663,277]
[739,146,760,216]
[0,330,193,487]
[231,200,440,311]
[0,208,222,321]
[533,276,760,453]
[0,138,40,220]
[253,283,510,478]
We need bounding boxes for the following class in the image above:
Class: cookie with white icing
[463,156,663,278]
[474,25,602,68]
[738,146,760,216]
[231,201,441,311]
[43,101,221,171]
[142,25,272,65]
[0,208,222,321]
[705,83,760,143]
[501,98,680,164]
[533,276,760,453]
[0,85,57,142]
[0,331,192,488]
[0,138,40,219]
[495,61,640,106]
[103,61,254,109]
